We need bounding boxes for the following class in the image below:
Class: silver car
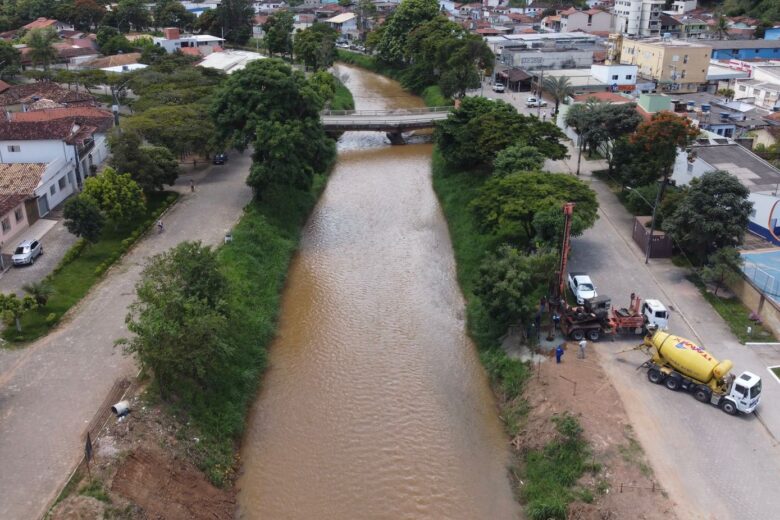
[12,239,43,266]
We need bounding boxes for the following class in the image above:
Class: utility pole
[537,69,544,119]
[645,179,665,264]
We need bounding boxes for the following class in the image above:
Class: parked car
[567,272,597,304]
[526,96,548,108]
[12,239,43,266]
[213,153,228,165]
[491,83,506,93]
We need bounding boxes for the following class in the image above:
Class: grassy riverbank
[332,76,355,111]
[432,150,593,519]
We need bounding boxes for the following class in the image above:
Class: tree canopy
[0,41,21,79]
[435,97,566,171]
[109,132,180,192]
[63,195,105,243]
[294,23,338,71]
[121,241,232,398]
[663,170,753,264]
[82,167,146,226]
[25,28,57,69]
[470,171,598,244]
[375,0,440,65]
[264,10,295,57]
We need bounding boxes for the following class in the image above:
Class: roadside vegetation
[118,57,338,484]
[4,191,176,343]
[431,96,599,518]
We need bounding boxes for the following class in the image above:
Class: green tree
[82,167,146,227]
[96,26,120,49]
[474,245,557,330]
[125,104,215,158]
[492,145,545,176]
[210,58,324,150]
[105,0,150,31]
[76,68,107,92]
[542,75,573,115]
[663,170,753,264]
[100,34,134,55]
[22,280,54,307]
[0,41,21,79]
[153,0,196,29]
[25,28,58,69]
[109,132,180,192]
[63,195,105,242]
[0,294,37,332]
[294,23,338,70]
[120,241,231,398]
[435,96,566,171]
[214,0,254,44]
[356,0,377,40]
[470,171,598,244]
[717,87,735,99]
[308,70,337,104]
[375,0,440,65]
[402,17,465,91]
[263,10,294,57]
[438,34,494,99]
[700,247,744,297]
[66,0,106,30]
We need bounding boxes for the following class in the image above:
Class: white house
[0,107,113,216]
[558,8,613,34]
[590,64,639,88]
[614,0,665,37]
[325,12,358,40]
[153,27,224,56]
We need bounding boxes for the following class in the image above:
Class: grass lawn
[771,367,780,379]
[332,77,355,111]
[4,192,177,344]
[686,274,776,343]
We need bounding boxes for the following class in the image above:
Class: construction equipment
[560,294,668,341]
[640,329,762,415]
[552,203,575,308]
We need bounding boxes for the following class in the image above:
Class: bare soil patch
[514,343,679,520]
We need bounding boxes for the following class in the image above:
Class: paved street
[0,153,252,520]
[551,151,780,520]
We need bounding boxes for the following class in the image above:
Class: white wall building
[590,64,638,86]
[614,0,665,37]
[559,8,613,33]
[669,0,697,15]
[153,28,224,56]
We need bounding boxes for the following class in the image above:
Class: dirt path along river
[236,64,518,519]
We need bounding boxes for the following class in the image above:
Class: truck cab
[727,372,762,414]
[642,299,669,330]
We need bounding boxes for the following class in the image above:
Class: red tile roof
[0,80,10,94]
[0,163,46,197]
[179,47,201,57]
[0,83,95,107]
[22,18,58,31]
[85,52,141,69]
[9,107,113,133]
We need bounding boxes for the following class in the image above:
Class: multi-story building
[153,28,224,57]
[613,0,665,37]
[619,37,712,93]
[707,39,780,61]
[559,8,613,33]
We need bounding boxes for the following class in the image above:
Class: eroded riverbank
[236,64,518,519]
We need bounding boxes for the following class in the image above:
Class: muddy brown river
[236,64,518,519]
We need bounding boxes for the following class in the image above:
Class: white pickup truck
[568,272,597,304]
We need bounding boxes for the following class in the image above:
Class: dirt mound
[112,447,234,520]
[49,495,106,520]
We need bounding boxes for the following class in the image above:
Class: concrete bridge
[321,106,452,144]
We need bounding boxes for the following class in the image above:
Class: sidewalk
[0,153,253,519]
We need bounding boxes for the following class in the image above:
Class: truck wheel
[587,329,600,342]
[665,375,680,391]
[694,386,711,403]
[570,329,584,341]
[721,400,738,415]
[647,368,664,384]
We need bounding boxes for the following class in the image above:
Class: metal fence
[743,261,780,299]
[321,106,454,116]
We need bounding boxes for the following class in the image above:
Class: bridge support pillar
[386,132,405,145]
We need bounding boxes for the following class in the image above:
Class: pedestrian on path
[190,179,195,192]
[578,338,587,359]
[555,344,564,363]
[552,312,560,330]
[157,219,164,234]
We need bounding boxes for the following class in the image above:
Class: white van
[492,83,505,93]
[642,299,669,330]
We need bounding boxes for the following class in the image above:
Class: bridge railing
[321,106,454,116]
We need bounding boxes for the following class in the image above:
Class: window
[672,54,679,62]
[612,74,619,80]
[687,162,693,173]
[739,85,747,91]
[7,145,20,152]
[50,185,56,195]
[626,74,633,80]
[1,218,9,232]
[58,177,66,190]
[683,54,688,64]
[14,207,22,223]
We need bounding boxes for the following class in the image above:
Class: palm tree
[542,75,573,116]
[22,280,54,307]
[26,28,58,70]
[713,14,729,40]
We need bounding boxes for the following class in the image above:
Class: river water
[236,64,518,519]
